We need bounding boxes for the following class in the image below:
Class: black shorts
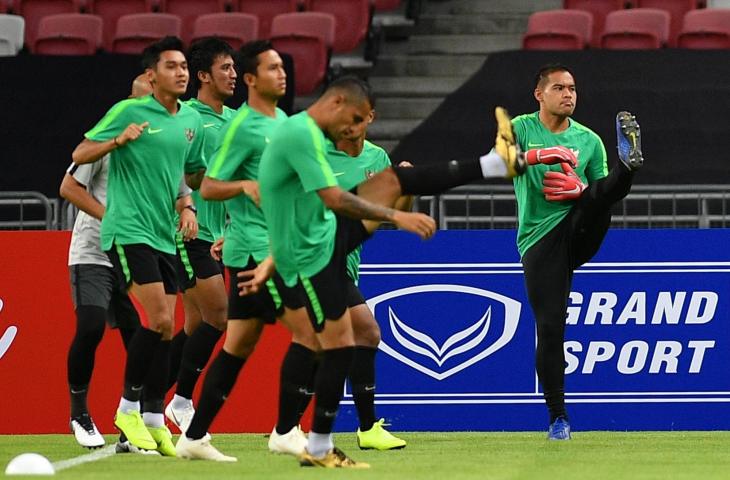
[345,277,366,308]
[280,214,370,332]
[175,237,223,292]
[227,257,286,324]
[106,242,178,295]
[69,263,140,330]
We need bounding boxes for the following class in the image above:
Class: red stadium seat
[270,12,335,95]
[191,12,258,49]
[635,0,701,47]
[159,0,230,44]
[86,0,158,52]
[237,0,299,39]
[523,9,593,50]
[14,0,80,49]
[0,13,25,55]
[112,12,180,54]
[305,0,372,53]
[564,0,626,47]
[678,8,730,48]
[374,0,401,11]
[600,8,670,48]
[33,12,101,54]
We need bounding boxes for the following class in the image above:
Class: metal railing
[0,191,56,230]
[3,186,730,231]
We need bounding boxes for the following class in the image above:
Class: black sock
[311,347,355,434]
[349,346,377,431]
[277,343,317,434]
[68,306,106,417]
[166,329,188,391]
[123,327,162,402]
[69,384,89,418]
[175,322,223,399]
[393,160,482,196]
[119,327,138,351]
[141,340,170,414]
[186,350,246,440]
[545,390,567,424]
[296,353,320,422]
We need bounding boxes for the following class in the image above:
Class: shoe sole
[616,111,643,170]
[494,107,526,177]
[358,444,406,451]
[113,421,157,451]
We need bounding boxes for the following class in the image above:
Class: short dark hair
[141,36,185,70]
[324,75,375,109]
[535,63,575,89]
[237,40,275,76]
[188,37,234,90]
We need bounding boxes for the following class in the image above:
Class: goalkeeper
[512,64,643,440]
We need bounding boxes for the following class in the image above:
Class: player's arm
[200,176,260,206]
[318,187,435,239]
[175,181,198,241]
[185,169,205,190]
[236,255,276,296]
[59,173,105,221]
[72,121,149,165]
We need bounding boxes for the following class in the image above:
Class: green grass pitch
[2,432,730,479]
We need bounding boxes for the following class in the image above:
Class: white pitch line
[51,445,116,472]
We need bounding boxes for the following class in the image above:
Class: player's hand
[210,237,224,261]
[178,208,198,241]
[392,211,436,240]
[115,121,150,146]
[526,146,578,168]
[236,257,275,296]
[542,164,586,202]
[241,180,260,207]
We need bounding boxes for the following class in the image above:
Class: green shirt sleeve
[84,100,132,142]
[586,135,608,184]
[185,115,206,174]
[292,118,337,193]
[207,117,251,181]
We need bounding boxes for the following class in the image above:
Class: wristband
[184,205,197,214]
[113,136,120,147]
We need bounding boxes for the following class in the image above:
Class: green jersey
[185,98,235,243]
[85,94,206,254]
[326,139,392,284]
[512,111,608,257]
[207,103,288,267]
[258,111,338,286]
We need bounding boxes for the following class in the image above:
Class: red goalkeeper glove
[542,163,586,201]
[526,146,578,168]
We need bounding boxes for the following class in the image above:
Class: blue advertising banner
[335,229,730,431]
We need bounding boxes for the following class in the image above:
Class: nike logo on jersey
[203,123,216,128]
[265,137,270,143]
[527,142,544,148]
[333,172,346,177]
[147,128,163,134]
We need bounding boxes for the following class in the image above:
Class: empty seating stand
[306,0,372,53]
[0,13,24,55]
[601,8,671,48]
[678,8,730,48]
[34,12,102,54]
[191,12,258,49]
[564,0,626,47]
[86,0,158,52]
[635,0,704,47]
[14,0,78,50]
[112,12,180,54]
[161,0,230,44]
[237,0,299,39]
[523,9,593,50]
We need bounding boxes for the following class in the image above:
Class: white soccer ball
[4,453,55,475]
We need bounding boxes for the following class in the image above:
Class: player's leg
[166,239,227,432]
[347,282,406,450]
[269,304,319,456]
[520,224,573,440]
[108,244,176,452]
[67,264,114,449]
[166,240,198,390]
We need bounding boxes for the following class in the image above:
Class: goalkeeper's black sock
[393,159,483,195]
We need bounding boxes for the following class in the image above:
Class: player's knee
[75,305,107,343]
[354,324,380,347]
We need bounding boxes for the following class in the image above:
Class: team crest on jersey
[185,128,195,142]
[365,169,376,179]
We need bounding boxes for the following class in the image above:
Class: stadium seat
[86,0,158,52]
[600,8,671,49]
[191,12,258,49]
[33,12,101,54]
[678,8,730,48]
[0,13,24,55]
[305,0,372,53]
[160,0,230,44]
[634,0,702,47]
[237,0,299,39]
[112,12,180,54]
[14,0,80,49]
[374,0,401,11]
[523,9,593,50]
[270,12,335,95]
[564,0,626,47]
